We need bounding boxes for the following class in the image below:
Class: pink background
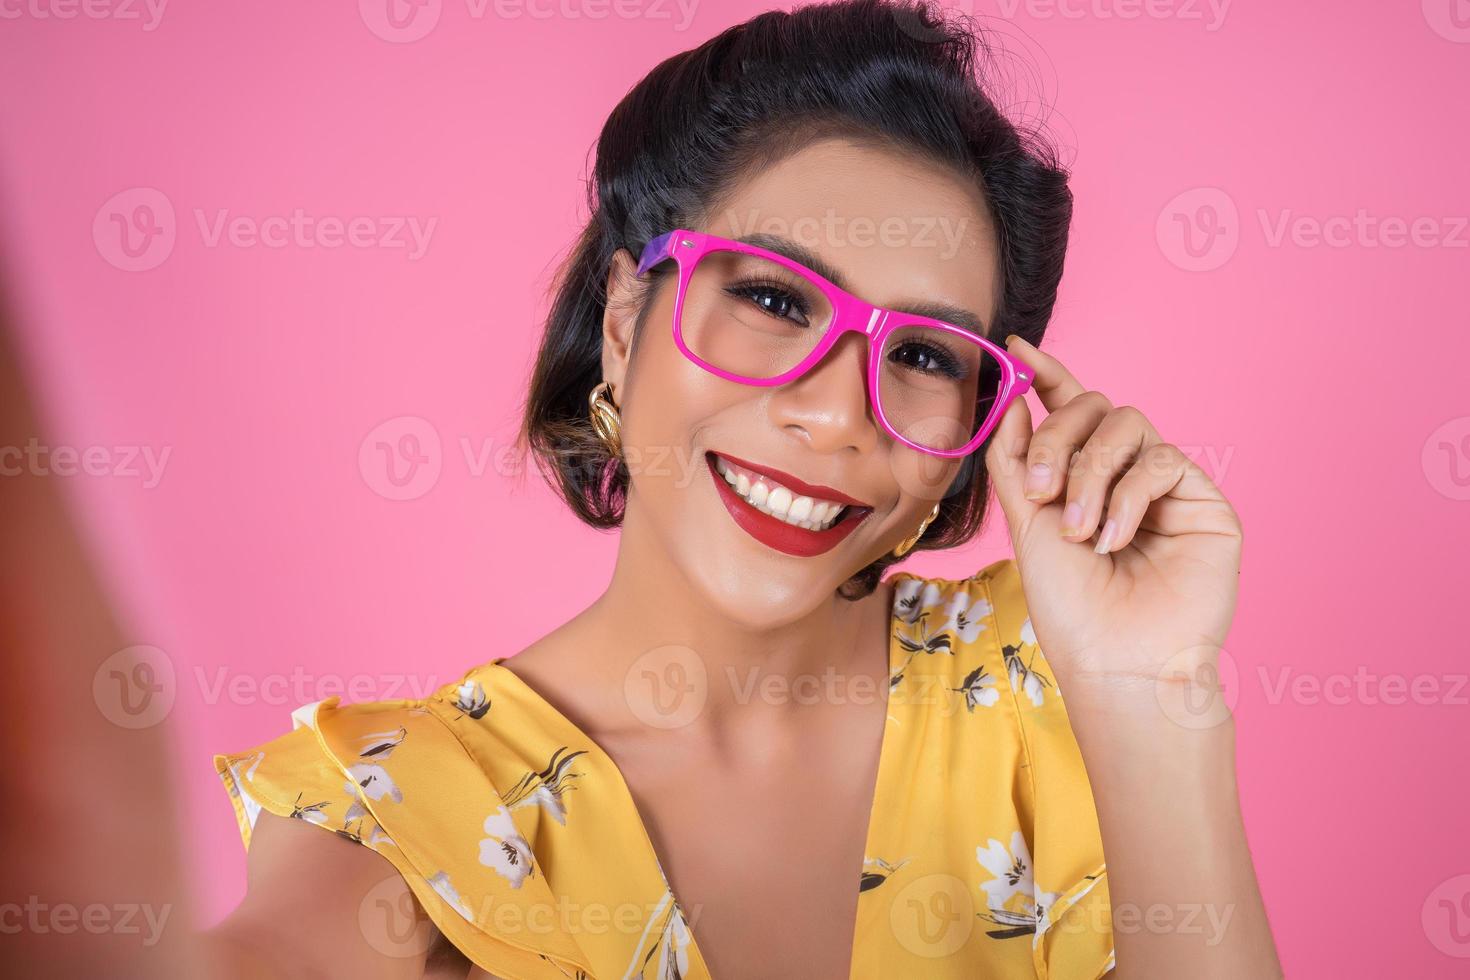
[3,1,1468,974]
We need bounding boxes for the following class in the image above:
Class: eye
[890,340,967,380]
[726,280,811,327]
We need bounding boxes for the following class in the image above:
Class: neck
[570,495,896,736]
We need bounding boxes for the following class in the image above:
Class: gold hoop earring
[892,502,941,558]
[588,380,624,458]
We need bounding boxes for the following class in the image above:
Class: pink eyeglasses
[636,229,1032,458]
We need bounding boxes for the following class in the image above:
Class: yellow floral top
[216,557,1114,979]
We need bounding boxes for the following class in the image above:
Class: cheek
[887,449,967,505]
[632,282,770,424]
[620,302,735,477]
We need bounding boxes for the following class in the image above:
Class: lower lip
[706,453,869,558]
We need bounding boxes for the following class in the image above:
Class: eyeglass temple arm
[635,232,678,276]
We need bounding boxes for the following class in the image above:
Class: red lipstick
[705,452,871,558]
[711,452,872,507]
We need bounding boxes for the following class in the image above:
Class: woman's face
[603,138,1001,627]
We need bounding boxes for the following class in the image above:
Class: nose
[768,331,879,455]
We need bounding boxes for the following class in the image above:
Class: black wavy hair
[517,0,1073,600]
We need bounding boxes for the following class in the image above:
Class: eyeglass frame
[634,228,1033,459]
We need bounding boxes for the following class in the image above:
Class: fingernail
[1094,518,1118,554]
[1060,501,1085,536]
[1024,462,1051,499]
[1005,334,1024,347]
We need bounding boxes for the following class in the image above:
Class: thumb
[984,390,1039,533]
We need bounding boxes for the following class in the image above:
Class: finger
[1058,405,1161,542]
[1021,390,1113,504]
[1004,334,1087,414]
[1098,443,1239,553]
[984,383,1039,532]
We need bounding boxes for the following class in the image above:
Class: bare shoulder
[204,811,466,979]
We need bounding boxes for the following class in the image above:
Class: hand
[984,334,1243,695]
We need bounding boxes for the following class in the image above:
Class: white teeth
[712,454,850,532]
[766,486,793,518]
[788,495,813,522]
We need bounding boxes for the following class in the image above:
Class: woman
[208,1,1281,977]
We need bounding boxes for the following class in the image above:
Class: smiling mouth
[705,451,873,558]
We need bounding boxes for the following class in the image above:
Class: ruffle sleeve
[975,559,1115,979]
[214,695,596,979]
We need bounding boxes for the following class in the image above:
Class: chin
[674,542,836,632]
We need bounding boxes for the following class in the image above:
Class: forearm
[1060,676,1282,979]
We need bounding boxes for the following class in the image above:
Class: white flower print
[1033,886,1061,935]
[1020,618,1038,647]
[1008,656,1048,707]
[518,783,572,825]
[955,665,1001,711]
[356,726,407,760]
[351,821,394,848]
[625,889,692,980]
[227,751,265,829]
[860,856,910,892]
[341,727,407,820]
[479,806,535,889]
[976,831,1034,908]
[453,680,490,719]
[345,762,402,804]
[941,590,992,643]
[653,902,692,980]
[1006,618,1054,707]
[893,578,946,625]
[288,792,330,825]
[1019,617,1063,698]
[427,870,474,922]
[503,747,588,826]
[975,831,1058,940]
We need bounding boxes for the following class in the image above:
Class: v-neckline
[484,571,913,979]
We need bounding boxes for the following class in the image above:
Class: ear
[600,247,641,398]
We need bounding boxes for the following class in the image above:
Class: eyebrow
[735,233,989,336]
